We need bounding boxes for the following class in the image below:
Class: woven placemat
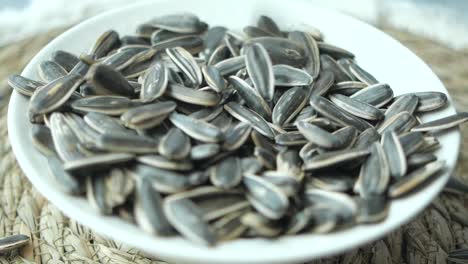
[0,26,468,264]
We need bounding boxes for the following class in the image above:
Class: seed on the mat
[7,74,44,97]
[169,112,224,143]
[164,197,216,246]
[411,112,468,132]
[329,93,384,120]
[245,43,275,101]
[210,156,242,189]
[29,74,83,118]
[224,102,275,139]
[38,60,68,82]
[244,174,289,220]
[166,84,220,107]
[229,76,272,119]
[388,160,445,198]
[148,13,208,34]
[0,234,30,254]
[272,86,308,126]
[71,96,136,115]
[159,128,191,160]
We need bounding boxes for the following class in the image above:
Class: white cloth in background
[0,0,467,50]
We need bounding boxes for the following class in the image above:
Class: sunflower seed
[310,96,372,131]
[275,131,307,146]
[96,133,158,153]
[297,121,346,149]
[169,112,224,143]
[358,142,390,198]
[388,160,445,198]
[317,42,355,59]
[64,153,134,172]
[47,155,82,195]
[330,81,367,95]
[49,112,88,162]
[303,148,370,171]
[224,102,275,139]
[166,84,220,106]
[89,30,120,58]
[381,131,407,178]
[329,93,384,120]
[272,64,313,86]
[397,92,448,112]
[51,50,80,72]
[135,176,174,236]
[257,15,282,36]
[245,43,274,101]
[320,55,352,83]
[262,171,300,197]
[304,188,357,226]
[71,96,136,115]
[244,26,274,38]
[306,172,355,193]
[213,210,248,241]
[355,195,389,224]
[384,94,419,121]
[407,153,437,168]
[229,76,271,119]
[254,147,276,170]
[309,70,335,97]
[140,62,168,102]
[244,174,289,219]
[121,101,176,130]
[411,112,468,132]
[38,60,68,82]
[29,74,83,119]
[272,86,308,126]
[31,124,55,156]
[85,64,134,96]
[148,13,207,34]
[136,165,201,194]
[348,61,379,85]
[153,35,204,54]
[0,235,30,254]
[159,128,191,160]
[167,47,203,87]
[241,211,283,237]
[350,83,393,107]
[164,197,216,246]
[289,31,320,78]
[84,112,130,135]
[245,37,305,67]
[190,144,220,160]
[214,56,246,76]
[210,157,242,189]
[223,122,252,151]
[7,74,43,96]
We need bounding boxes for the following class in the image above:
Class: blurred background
[0,0,467,49]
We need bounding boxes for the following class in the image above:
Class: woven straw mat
[0,26,467,264]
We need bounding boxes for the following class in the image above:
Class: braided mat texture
[0,26,467,264]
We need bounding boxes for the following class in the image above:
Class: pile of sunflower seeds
[9,13,468,246]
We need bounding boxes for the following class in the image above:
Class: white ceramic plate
[8,0,460,263]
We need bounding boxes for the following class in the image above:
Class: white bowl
[8,0,460,263]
